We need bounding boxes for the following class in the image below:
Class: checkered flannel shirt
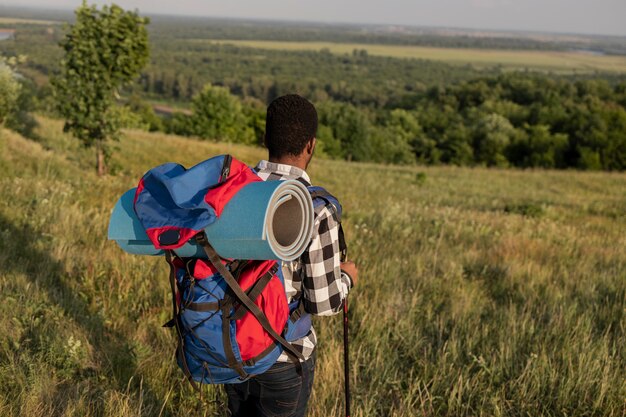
[254,160,351,362]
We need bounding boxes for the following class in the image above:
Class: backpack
[133,155,345,387]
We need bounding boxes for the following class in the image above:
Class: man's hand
[341,261,358,288]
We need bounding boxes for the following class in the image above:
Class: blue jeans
[225,352,316,417]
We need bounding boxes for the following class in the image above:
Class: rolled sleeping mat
[107,179,314,261]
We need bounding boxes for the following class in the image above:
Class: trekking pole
[338,219,351,417]
[342,290,351,417]
[340,249,351,417]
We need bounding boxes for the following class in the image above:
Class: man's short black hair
[265,94,318,158]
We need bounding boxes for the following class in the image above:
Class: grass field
[0,117,625,416]
[202,39,626,73]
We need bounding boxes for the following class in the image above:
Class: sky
[3,0,626,37]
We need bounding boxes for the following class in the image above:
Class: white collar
[256,160,312,184]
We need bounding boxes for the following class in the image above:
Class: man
[224,94,358,417]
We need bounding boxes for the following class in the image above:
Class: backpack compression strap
[164,251,201,393]
[195,232,305,364]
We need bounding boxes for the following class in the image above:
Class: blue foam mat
[108,181,302,260]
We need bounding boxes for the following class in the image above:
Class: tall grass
[0,118,624,416]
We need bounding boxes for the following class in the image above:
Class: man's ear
[306,137,316,156]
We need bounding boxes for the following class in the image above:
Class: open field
[203,39,626,73]
[0,17,60,25]
[0,117,625,416]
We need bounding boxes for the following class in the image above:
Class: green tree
[315,123,342,159]
[600,105,626,170]
[0,55,38,138]
[6,77,39,139]
[506,125,568,168]
[370,127,416,165]
[190,83,254,144]
[0,61,21,126]
[241,97,266,146]
[127,99,164,132]
[53,2,149,176]
[560,98,608,170]
[416,102,471,165]
[318,101,374,161]
[380,109,420,164]
[439,123,473,165]
[165,112,194,137]
[473,113,518,167]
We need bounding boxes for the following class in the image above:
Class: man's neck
[269,155,308,171]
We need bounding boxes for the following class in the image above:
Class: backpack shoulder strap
[310,189,342,222]
[307,186,347,260]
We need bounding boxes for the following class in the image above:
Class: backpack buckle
[195,232,208,246]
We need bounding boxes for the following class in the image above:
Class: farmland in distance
[201,39,626,73]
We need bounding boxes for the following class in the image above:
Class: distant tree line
[155,74,626,170]
[404,75,626,169]
[137,42,491,108]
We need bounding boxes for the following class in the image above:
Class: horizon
[1,0,625,38]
